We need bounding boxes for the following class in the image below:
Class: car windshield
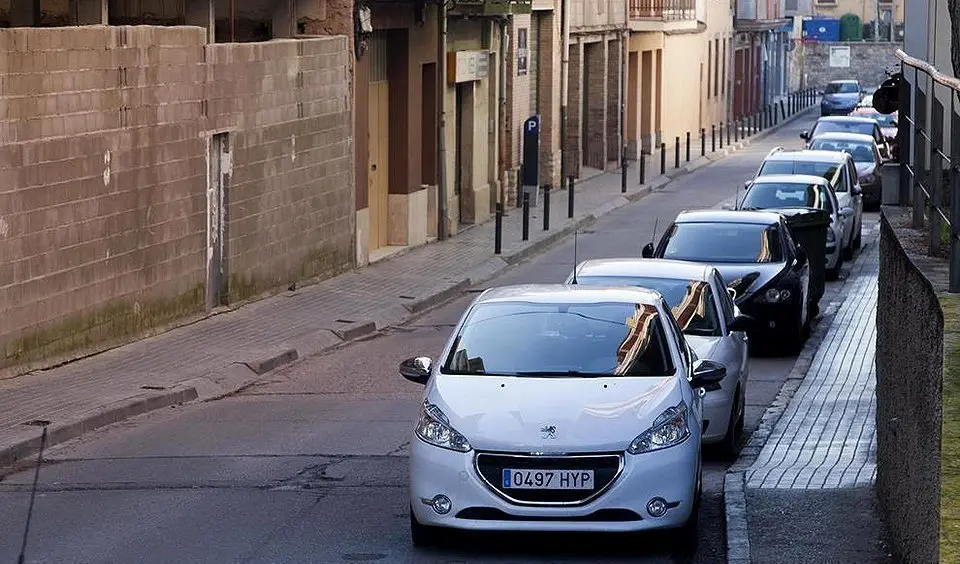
[441,301,676,377]
[758,160,842,190]
[573,276,721,337]
[825,82,859,94]
[660,222,783,264]
[808,138,875,163]
[859,111,897,127]
[742,182,832,213]
[811,120,874,137]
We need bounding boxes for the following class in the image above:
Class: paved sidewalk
[724,222,894,563]
[0,106,818,470]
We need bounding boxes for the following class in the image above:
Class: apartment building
[733,0,790,117]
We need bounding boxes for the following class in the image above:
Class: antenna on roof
[571,230,579,284]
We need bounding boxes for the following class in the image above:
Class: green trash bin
[768,207,830,309]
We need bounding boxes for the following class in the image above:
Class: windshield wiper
[515,370,613,378]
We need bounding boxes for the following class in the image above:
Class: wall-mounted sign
[517,28,528,76]
[447,50,490,84]
[829,45,850,68]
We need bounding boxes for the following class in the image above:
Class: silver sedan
[566,258,752,458]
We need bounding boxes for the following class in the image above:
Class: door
[206,132,230,310]
[367,36,389,251]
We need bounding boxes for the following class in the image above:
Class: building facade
[733,0,790,117]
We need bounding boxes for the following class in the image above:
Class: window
[758,160,843,190]
[740,182,832,213]
[660,222,784,264]
[660,298,691,368]
[824,82,859,94]
[714,273,737,326]
[807,139,876,163]
[442,301,676,377]
[810,120,875,138]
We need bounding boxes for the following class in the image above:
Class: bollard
[543,184,551,230]
[726,121,731,146]
[567,175,575,218]
[639,151,646,184]
[660,143,666,174]
[711,125,716,152]
[752,112,758,134]
[621,148,628,194]
[719,123,724,150]
[494,203,503,254]
[701,128,706,156]
[686,131,691,162]
[674,137,680,169]
[522,192,530,241]
[734,118,739,143]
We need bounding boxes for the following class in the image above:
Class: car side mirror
[400,356,432,385]
[690,359,727,389]
[840,206,854,217]
[727,314,756,333]
[891,120,898,127]
[641,242,654,258]
[800,131,810,141]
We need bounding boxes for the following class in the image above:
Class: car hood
[711,263,785,302]
[426,374,685,452]
[823,93,859,104]
[855,162,877,176]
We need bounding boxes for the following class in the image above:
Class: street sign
[521,115,540,206]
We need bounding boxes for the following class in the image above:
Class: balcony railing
[629,0,696,20]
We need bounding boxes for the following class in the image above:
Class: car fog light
[647,497,668,518]
[768,320,776,328]
[431,494,452,515]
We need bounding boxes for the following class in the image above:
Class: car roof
[815,115,877,124]
[573,258,714,281]
[752,174,832,185]
[475,284,663,306]
[764,149,850,163]
[809,131,876,143]
[828,79,859,84]
[674,209,783,225]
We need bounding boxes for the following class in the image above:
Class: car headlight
[627,402,690,455]
[827,229,837,243]
[416,402,472,452]
[760,288,792,303]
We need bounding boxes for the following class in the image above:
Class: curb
[724,471,751,564]
[0,104,820,475]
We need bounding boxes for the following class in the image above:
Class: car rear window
[811,121,874,137]
[660,221,784,264]
[758,160,840,183]
[741,182,832,213]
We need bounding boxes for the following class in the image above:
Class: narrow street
[0,115,868,563]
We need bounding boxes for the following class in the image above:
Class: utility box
[521,115,541,206]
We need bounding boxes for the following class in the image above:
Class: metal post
[711,125,716,152]
[913,66,925,228]
[734,119,739,143]
[686,131,690,162]
[621,149,628,193]
[567,175,575,218]
[726,121,731,146]
[675,137,680,168]
[701,128,706,156]
[436,0,448,240]
[719,123,724,149]
[543,184,551,230]
[494,202,503,254]
[660,143,666,174]
[951,109,960,291]
[639,151,646,184]
[522,192,530,241]
[779,99,785,122]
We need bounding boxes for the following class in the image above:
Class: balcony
[735,0,788,30]
[628,0,701,32]
[448,0,533,16]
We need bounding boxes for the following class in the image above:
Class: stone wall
[802,41,901,89]
[876,206,943,564]
[0,26,354,376]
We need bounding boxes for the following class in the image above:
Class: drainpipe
[621,13,628,167]
[498,17,509,205]
[437,0,448,240]
[559,0,570,189]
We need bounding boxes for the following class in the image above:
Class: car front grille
[474,452,623,506]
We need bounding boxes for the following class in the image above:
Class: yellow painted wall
[815,0,904,25]
[570,0,627,28]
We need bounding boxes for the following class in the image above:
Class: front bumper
[737,299,798,336]
[409,437,699,533]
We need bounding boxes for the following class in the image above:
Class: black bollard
[639,151,646,185]
[701,128,706,156]
[726,121,731,146]
[522,192,530,241]
[494,202,503,254]
[734,118,739,142]
[660,143,666,175]
[686,131,691,162]
[567,175,575,218]
[543,185,551,230]
[711,125,716,152]
[621,148,628,193]
[674,137,680,169]
[719,123,724,149]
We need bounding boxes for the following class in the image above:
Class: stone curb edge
[0,105,820,475]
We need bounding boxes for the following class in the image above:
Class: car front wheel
[669,463,702,556]
[719,386,745,460]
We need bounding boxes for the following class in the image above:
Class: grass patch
[940,294,960,562]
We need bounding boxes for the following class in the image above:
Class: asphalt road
[0,113,865,564]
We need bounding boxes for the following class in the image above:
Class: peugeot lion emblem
[540,425,557,439]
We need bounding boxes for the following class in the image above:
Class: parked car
[565,259,752,457]
[806,131,885,209]
[642,210,812,353]
[800,115,892,160]
[735,174,848,280]
[819,79,863,116]
[751,148,863,260]
[852,97,899,159]
[401,285,721,552]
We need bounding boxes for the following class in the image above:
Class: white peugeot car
[399,285,726,554]
[566,259,752,458]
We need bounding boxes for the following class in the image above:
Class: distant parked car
[735,174,849,280]
[820,80,863,116]
[800,116,892,161]
[566,258,752,457]
[642,210,812,354]
[806,131,885,209]
[750,148,863,260]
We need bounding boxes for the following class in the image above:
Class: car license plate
[502,469,595,490]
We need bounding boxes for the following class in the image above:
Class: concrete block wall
[0,26,354,375]
[207,37,354,303]
[803,41,902,89]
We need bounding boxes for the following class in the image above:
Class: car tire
[853,222,863,249]
[670,464,702,557]
[719,386,744,460]
[782,306,807,355]
[826,252,843,281]
[410,507,442,547]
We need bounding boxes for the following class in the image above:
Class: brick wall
[802,41,902,89]
[0,26,353,376]
[606,37,621,165]
[584,40,606,169]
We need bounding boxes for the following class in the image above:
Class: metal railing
[895,48,960,291]
[628,0,697,20]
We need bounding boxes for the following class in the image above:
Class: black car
[642,210,811,353]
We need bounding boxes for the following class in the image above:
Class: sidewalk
[724,221,895,563]
[0,106,819,470]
